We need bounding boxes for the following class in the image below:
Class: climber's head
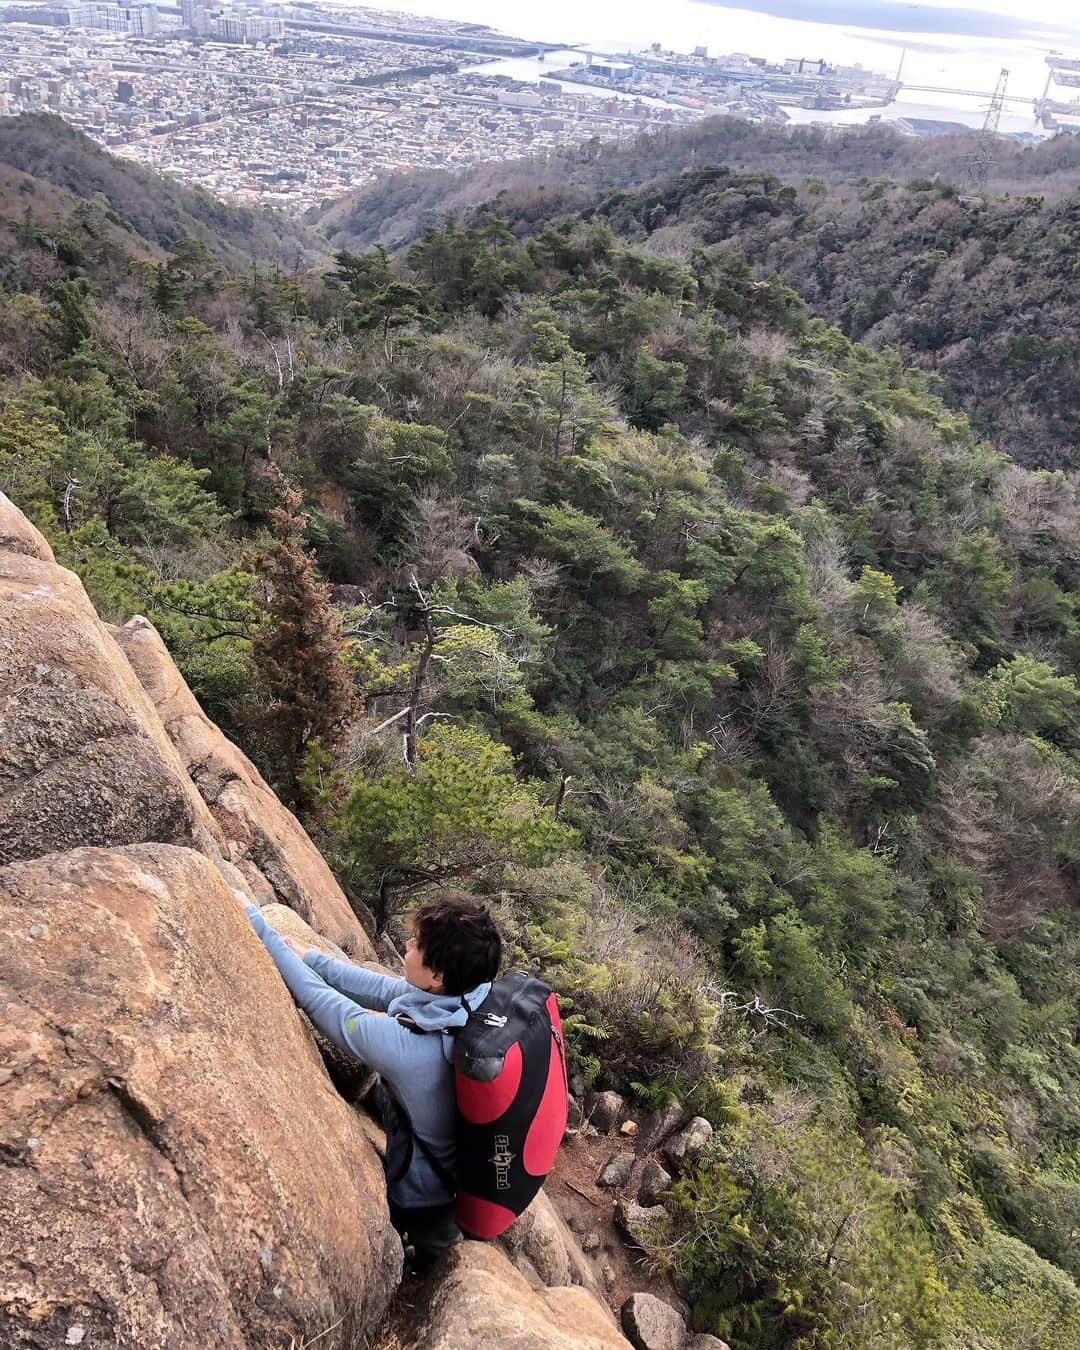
[404,892,502,996]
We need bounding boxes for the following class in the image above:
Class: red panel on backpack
[456,1190,517,1239]
[456,1040,523,1124]
[523,1028,568,1176]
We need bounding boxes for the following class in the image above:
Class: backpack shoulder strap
[391,995,468,1037]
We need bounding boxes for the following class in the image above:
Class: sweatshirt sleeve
[303,950,411,1011]
[244,905,413,1077]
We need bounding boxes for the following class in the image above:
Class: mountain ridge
[313,114,1080,251]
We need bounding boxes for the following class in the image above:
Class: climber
[241,892,502,1273]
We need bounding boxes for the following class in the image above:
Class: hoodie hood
[386,980,491,1034]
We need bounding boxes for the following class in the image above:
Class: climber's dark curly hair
[409,891,502,996]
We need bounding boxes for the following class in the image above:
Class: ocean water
[370,0,1080,132]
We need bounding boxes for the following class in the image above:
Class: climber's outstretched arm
[303,949,410,1011]
[243,905,412,1077]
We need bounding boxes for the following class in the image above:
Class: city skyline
[1,0,1077,213]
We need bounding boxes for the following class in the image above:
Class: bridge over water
[897,84,1031,105]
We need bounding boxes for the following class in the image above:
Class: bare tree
[346,571,513,771]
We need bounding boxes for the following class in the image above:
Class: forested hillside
[314,114,1080,250]
[319,120,1080,470]
[2,134,1079,1349]
[0,114,321,265]
[576,166,1080,470]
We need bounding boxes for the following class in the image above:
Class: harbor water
[384,0,1080,133]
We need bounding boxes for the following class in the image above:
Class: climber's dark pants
[388,1198,462,1273]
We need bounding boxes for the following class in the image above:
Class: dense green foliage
[577,165,1080,470]
[3,135,1079,1348]
[320,121,1080,470]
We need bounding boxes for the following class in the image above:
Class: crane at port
[1036,55,1080,130]
[964,67,1009,195]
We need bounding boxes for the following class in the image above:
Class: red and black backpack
[397,970,569,1239]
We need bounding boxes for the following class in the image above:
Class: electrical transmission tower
[965,68,1009,193]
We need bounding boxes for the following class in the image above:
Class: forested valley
[2,113,1079,1348]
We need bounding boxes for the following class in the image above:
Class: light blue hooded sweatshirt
[244,905,490,1208]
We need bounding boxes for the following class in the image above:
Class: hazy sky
[696,1,1080,40]
[388,0,1080,47]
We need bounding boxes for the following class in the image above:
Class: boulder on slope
[585,1091,624,1134]
[614,1200,667,1248]
[414,1242,631,1349]
[637,1157,673,1207]
[619,1293,687,1350]
[498,1189,607,1302]
[636,1102,687,1156]
[663,1117,713,1171]
[114,614,370,954]
[598,1151,635,1189]
[0,843,400,1349]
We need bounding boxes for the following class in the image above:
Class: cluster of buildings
[178,0,283,44]
[67,3,158,35]
[547,45,898,120]
[0,5,697,211]
[59,1,299,41]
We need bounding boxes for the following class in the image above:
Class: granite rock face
[0,489,371,966]
[0,493,55,559]
[0,493,630,1349]
[0,843,400,1348]
[257,903,380,1105]
[500,1188,574,1288]
[498,1190,607,1302]
[114,614,371,955]
[0,494,398,1346]
[0,492,219,867]
[260,899,349,960]
[415,1242,631,1349]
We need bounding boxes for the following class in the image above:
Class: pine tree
[249,473,357,809]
